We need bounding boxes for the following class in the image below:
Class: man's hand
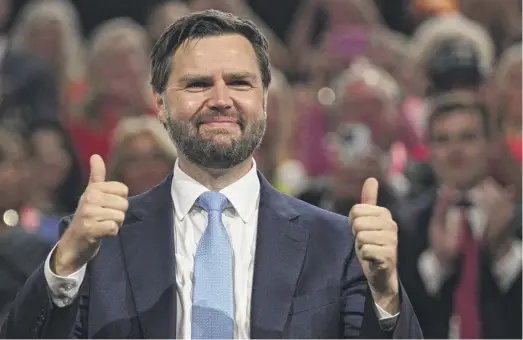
[349,178,400,314]
[429,187,461,265]
[480,178,516,259]
[52,154,129,276]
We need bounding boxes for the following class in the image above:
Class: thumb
[361,177,379,205]
[89,154,106,184]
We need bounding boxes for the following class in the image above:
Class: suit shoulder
[281,194,349,231]
[277,193,353,257]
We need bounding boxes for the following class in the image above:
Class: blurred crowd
[0,0,521,338]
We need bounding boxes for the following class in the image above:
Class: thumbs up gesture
[349,178,400,314]
[53,155,129,276]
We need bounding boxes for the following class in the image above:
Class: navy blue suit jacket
[0,173,422,338]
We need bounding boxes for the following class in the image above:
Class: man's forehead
[171,34,258,70]
[435,111,481,128]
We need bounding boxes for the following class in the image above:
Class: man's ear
[154,92,167,121]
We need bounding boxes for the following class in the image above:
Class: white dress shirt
[418,186,522,295]
[44,159,398,338]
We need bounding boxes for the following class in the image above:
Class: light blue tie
[192,191,234,339]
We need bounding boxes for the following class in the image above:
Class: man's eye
[187,82,209,88]
[229,80,251,87]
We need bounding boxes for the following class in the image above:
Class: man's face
[159,34,266,169]
[429,110,488,189]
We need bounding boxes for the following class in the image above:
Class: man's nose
[208,81,233,112]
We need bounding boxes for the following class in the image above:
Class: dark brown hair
[150,9,271,94]
[427,90,490,141]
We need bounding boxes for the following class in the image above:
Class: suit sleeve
[340,241,423,339]
[0,217,88,339]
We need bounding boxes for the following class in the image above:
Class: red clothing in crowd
[506,135,522,161]
[64,105,156,173]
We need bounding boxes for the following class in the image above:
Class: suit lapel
[250,174,310,338]
[119,174,177,338]
[117,172,310,338]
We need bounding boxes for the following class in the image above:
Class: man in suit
[397,91,522,338]
[0,10,422,338]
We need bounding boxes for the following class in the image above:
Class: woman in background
[107,116,177,197]
[64,18,155,172]
[485,43,522,194]
[10,0,85,115]
[490,43,522,158]
[21,122,84,243]
[0,128,51,321]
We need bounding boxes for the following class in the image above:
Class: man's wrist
[371,289,400,315]
[52,238,95,277]
[369,278,400,315]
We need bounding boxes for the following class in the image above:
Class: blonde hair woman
[10,0,85,112]
[410,13,495,79]
[65,18,155,173]
[81,17,153,118]
[107,116,177,196]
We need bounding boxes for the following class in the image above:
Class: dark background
[8,0,411,40]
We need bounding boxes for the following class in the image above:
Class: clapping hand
[480,178,516,259]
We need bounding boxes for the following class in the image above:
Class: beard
[164,110,266,169]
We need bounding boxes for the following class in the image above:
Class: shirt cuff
[374,303,399,331]
[44,242,87,307]
[417,249,452,295]
[491,239,522,292]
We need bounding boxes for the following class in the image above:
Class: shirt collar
[444,182,484,207]
[171,158,260,222]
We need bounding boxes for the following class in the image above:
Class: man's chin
[200,133,241,145]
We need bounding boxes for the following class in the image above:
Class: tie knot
[196,191,228,213]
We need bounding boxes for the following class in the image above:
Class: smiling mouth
[201,121,238,126]
[198,118,242,129]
